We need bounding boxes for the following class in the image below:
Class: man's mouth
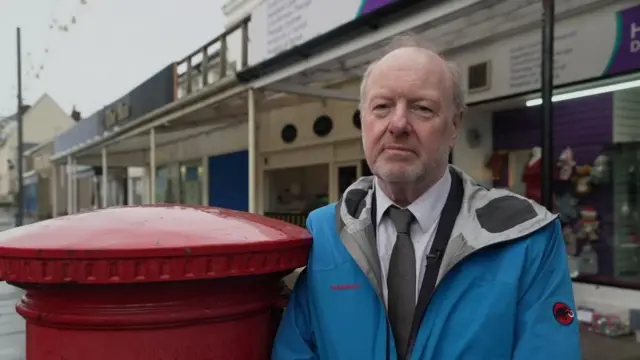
[383,145,414,154]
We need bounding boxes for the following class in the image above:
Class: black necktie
[386,205,416,359]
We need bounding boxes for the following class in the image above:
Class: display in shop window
[563,225,578,256]
[487,142,615,280]
[622,165,638,219]
[572,165,593,196]
[575,206,600,242]
[567,255,580,279]
[521,146,541,203]
[485,151,508,181]
[590,154,611,185]
[555,192,579,223]
[552,148,610,278]
[557,147,575,181]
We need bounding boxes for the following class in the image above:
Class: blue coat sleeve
[271,217,317,360]
[512,220,582,359]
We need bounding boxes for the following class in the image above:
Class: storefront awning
[240,0,484,97]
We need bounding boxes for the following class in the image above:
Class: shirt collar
[375,170,452,232]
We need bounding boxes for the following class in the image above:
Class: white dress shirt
[375,170,452,305]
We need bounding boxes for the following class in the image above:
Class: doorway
[333,161,364,200]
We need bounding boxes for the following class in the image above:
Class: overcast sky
[0,0,225,118]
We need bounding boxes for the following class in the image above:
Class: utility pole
[540,0,555,211]
[16,27,24,227]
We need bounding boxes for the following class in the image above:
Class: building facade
[0,95,76,205]
[37,0,640,315]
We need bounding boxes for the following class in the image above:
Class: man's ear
[450,110,464,148]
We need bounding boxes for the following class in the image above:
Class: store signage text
[104,101,131,129]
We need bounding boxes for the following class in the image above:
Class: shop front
[46,21,253,211]
[256,78,372,224]
[241,0,623,216]
[450,1,640,315]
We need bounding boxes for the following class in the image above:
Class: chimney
[71,105,82,122]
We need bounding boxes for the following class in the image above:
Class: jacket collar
[335,165,558,301]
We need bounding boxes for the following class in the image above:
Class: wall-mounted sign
[104,101,131,129]
[455,2,640,104]
[249,0,399,65]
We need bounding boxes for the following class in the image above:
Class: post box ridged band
[0,205,312,360]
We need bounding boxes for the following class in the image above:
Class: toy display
[575,206,600,242]
[557,147,575,181]
[555,193,579,223]
[572,165,593,196]
[493,145,622,279]
[590,154,610,184]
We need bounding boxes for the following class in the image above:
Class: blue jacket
[272,167,581,359]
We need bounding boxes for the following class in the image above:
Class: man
[272,35,581,360]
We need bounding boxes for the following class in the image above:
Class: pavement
[0,210,25,360]
[0,283,25,360]
[581,330,640,360]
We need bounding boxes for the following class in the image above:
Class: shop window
[180,164,202,205]
[281,124,298,144]
[353,110,361,130]
[610,143,640,283]
[264,164,329,227]
[487,93,622,285]
[487,145,614,282]
[130,177,143,205]
[313,115,333,137]
[156,164,180,204]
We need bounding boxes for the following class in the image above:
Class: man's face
[361,48,461,184]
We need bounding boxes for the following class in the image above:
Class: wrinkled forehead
[365,48,452,100]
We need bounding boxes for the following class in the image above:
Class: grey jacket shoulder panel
[475,195,538,234]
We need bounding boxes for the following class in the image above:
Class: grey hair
[359,33,466,116]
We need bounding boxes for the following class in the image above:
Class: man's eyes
[413,105,433,113]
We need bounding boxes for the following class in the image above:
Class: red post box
[0,205,311,360]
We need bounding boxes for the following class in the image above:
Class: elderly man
[271,35,581,360]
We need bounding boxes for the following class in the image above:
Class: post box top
[0,205,312,284]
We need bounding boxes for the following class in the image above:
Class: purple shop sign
[358,0,398,16]
[605,4,640,75]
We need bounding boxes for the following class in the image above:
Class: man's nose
[388,106,410,135]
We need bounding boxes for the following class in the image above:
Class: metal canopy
[68,81,363,168]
